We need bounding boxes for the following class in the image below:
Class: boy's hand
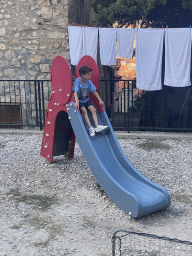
[92,91,105,107]
[74,101,79,109]
[73,91,79,109]
[99,99,105,107]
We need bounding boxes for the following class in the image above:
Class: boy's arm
[73,91,79,109]
[92,90,105,107]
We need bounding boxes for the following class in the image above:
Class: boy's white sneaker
[95,125,108,133]
[89,127,95,137]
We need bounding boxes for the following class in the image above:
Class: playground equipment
[40,56,75,161]
[40,55,171,218]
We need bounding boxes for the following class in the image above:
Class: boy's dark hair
[79,66,92,76]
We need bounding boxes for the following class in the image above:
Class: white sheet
[164,28,191,87]
[117,28,134,58]
[82,27,98,63]
[99,28,116,65]
[68,26,83,65]
[136,28,164,91]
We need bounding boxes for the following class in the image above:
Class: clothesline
[68,26,192,90]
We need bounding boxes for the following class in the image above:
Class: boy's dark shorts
[79,100,94,110]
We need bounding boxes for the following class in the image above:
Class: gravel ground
[0,133,192,255]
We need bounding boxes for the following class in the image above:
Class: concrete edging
[0,128,192,139]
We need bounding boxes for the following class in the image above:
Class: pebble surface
[0,133,192,255]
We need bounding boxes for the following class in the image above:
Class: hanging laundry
[136,28,164,91]
[99,28,116,65]
[164,28,191,87]
[82,27,98,63]
[68,26,83,65]
[116,28,134,58]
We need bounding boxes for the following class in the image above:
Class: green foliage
[92,0,192,27]
[146,0,192,27]
[93,0,147,27]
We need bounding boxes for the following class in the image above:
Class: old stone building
[0,0,96,128]
[0,0,95,80]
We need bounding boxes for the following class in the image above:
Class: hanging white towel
[68,26,83,65]
[99,28,116,65]
[117,28,134,58]
[136,28,164,91]
[82,27,98,63]
[164,28,191,87]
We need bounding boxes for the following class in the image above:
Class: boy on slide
[73,65,108,137]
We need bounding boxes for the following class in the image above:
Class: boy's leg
[80,107,92,128]
[87,105,98,128]
[87,103,108,132]
[80,104,95,137]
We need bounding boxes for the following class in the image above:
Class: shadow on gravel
[6,188,58,211]
[137,139,171,151]
[171,194,192,207]
[0,143,5,150]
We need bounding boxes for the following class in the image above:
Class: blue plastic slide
[68,102,171,218]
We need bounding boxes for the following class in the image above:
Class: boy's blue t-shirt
[73,77,96,103]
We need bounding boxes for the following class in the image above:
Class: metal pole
[112,235,116,256]
[41,80,45,127]
[124,81,126,130]
[34,80,39,127]
[38,81,42,130]
[127,81,130,133]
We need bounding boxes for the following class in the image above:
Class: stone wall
[0,0,70,80]
[0,0,96,126]
[0,0,96,80]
